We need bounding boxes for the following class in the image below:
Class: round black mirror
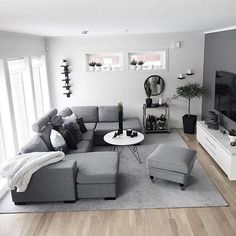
[144,75,165,96]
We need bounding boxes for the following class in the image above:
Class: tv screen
[214,71,236,122]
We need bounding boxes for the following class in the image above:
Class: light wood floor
[1,130,236,236]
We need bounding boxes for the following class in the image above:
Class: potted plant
[176,82,205,134]
[118,102,123,135]
[144,81,152,107]
[88,61,96,71]
[95,62,102,71]
[137,60,145,70]
[228,129,236,146]
[130,59,137,70]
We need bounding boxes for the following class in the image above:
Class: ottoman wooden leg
[150,176,155,182]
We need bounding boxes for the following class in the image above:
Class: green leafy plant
[130,59,137,65]
[176,82,205,116]
[88,61,96,66]
[137,60,145,65]
[229,129,236,136]
[144,82,152,98]
[96,62,102,67]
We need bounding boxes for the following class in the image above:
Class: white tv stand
[197,121,236,180]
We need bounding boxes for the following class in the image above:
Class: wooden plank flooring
[1,129,236,236]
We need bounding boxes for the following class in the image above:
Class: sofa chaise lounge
[11,105,142,204]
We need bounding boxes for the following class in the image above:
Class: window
[31,56,50,118]
[128,50,168,71]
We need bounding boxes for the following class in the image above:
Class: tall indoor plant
[176,82,205,134]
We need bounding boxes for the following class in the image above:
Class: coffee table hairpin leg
[128,145,142,164]
[111,145,124,156]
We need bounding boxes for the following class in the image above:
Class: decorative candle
[159,97,162,105]
[179,73,183,78]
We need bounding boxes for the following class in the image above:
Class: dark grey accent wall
[202,29,236,130]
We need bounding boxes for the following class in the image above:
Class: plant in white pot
[176,82,205,134]
[228,129,236,146]
[95,62,102,71]
[130,59,137,70]
[88,61,96,71]
[137,60,145,70]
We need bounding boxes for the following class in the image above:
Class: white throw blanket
[0,151,64,192]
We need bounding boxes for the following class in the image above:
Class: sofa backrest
[31,108,58,151]
[21,135,49,154]
[98,106,119,122]
[71,106,98,123]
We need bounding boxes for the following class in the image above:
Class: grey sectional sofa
[11,105,142,204]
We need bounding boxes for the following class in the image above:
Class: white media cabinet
[197,121,236,180]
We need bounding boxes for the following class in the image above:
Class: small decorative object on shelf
[61,59,72,98]
[186,69,194,75]
[205,111,219,130]
[228,129,236,146]
[144,81,152,107]
[88,61,96,71]
[143,103,170,133]
[118,102,123,135]
[95,62,102,71]
[130,59,137,70]
[177,73,185,80]
[137,60,145,70]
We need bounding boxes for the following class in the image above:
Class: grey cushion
[58,107,73,117]
[67,140,92,154]
[50,115,64,127]
[71,106,98,123]
[32,115,50,132]
[21,135,49,153]
[123,118,142,132]
[85,122,96,131]
[94,122,119,136]
[82,131,94,143]
[98,106,118,122]
[147,144,197,175]
[38,124,54,151]
[67,151,119,184]
[46,108,58,119]
[32,108,57,132]
[63,118,83,143]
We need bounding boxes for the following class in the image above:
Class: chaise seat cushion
[66,152,119,184]
[94,122,119,136]
[85,122,96,131]
[67,140,92,154]
[147,144,197,175]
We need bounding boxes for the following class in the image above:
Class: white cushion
[50,129,66,150]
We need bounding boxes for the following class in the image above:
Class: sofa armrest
[11,160,78,203]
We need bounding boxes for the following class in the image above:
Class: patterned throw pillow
[63,116,83,143]
[56,127,78,150]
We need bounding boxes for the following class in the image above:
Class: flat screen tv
[214,71,236,122]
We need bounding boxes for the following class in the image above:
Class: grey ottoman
[146,144,197,190]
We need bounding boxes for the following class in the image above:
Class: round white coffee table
[104,130,144,164]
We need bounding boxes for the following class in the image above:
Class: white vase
[89,66,95,71]
[130,65,136,70]
[96,66,101,71]
[137,65,143,70]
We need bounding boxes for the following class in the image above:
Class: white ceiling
[0,0,236,36]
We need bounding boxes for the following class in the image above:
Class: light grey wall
[202,29,236,130]
[0,31,46,58]
[46,32,204,127]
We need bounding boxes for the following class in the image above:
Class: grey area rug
[0,130,228,213]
